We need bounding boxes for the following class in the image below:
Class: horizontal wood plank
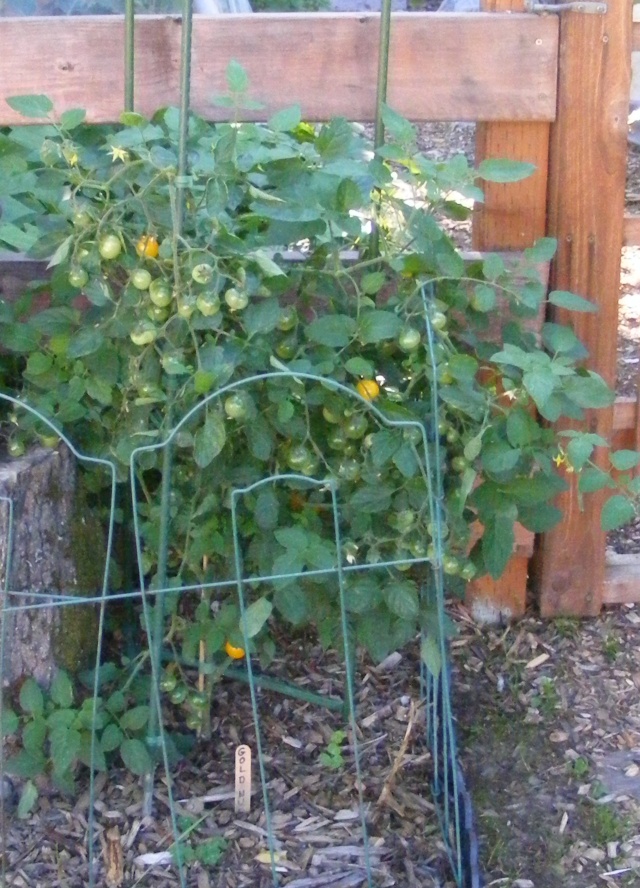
[624,214,640,246]
[603,552,640,605]
[0,13,558,124]
[612,396,638,451]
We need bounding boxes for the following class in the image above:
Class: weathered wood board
[536,0,631,617]
[0,13,558,124]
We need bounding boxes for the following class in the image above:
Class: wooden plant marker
[234,745,252,814]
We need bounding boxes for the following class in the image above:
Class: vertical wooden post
[469,0,552,619]
[473,0,551,251]
[536,0,631,616]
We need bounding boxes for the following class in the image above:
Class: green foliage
[2,663,156,804]
[319,729,347,769]
[0,66,638,689]
[568,755,590,780]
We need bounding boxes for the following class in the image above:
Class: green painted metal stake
[175,0,194,235]
[124,0,135,112]
[369,0,393,259]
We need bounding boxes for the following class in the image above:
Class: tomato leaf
[7,94,53,118]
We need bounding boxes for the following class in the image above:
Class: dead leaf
[104,825,124,888]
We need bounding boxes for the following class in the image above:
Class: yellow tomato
[356,379,380,401]
[224,640,245,660]
[136,235,159,259]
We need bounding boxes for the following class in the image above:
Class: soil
[2,124,640,888]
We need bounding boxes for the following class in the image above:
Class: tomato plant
[1,66,638,674]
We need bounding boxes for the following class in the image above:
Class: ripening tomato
[136,235,159,259]
[224,641,245,660]
[356,379,379,401]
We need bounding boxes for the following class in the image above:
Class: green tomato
[131,268,152,291]
[169,684,188,705]
[68,267,88,288]
[98,234,122,260]
[38,433,60,448]
[196,293,221,317]
[431,311,447,332]
[451,456,469,473]
[322,403,343,424]
[275,336,297,360]
[395,509,416,533]
[130,323,158,347]
[443,555,461,576]
[337,458,360,481]
[460,563,477,581]
[147,305,169,323]
[160,672,178,693]
[439,365,454,385]
[328,428,348,451]
[446,427,459,445]
[403,427,422,446]
[398,326,421,352]
[409,538,429,558]
[192,263,214,284]
[277,306,298,332]
[225,288,249,311]
[72,209,93,228]
[148,279,172,307]
[177,297,196,319]
[185,712,202,730]
[344,414,368,440]
[287,444,311,471]
[224,394,248,420]
[8,439,25,458]
[188,690,209,710]
[301,455,319,477]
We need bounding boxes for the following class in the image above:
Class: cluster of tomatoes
[159,640,244,732]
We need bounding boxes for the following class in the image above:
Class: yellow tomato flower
[108,146,130,163]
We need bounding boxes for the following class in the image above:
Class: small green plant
[553,617,581,640]
[2,663,156,814]
[319,729,347,769]
[602,634,620,663]
[584,802,631,845]
[568,755,590,779]
[174,815,228,866]
[531,677,559,718]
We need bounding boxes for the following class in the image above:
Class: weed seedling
[602,634,620,663]
[568,756,590,779]
[319,729,347,769]
[531,677,560,718]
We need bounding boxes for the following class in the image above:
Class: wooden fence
[0,0,636,618]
